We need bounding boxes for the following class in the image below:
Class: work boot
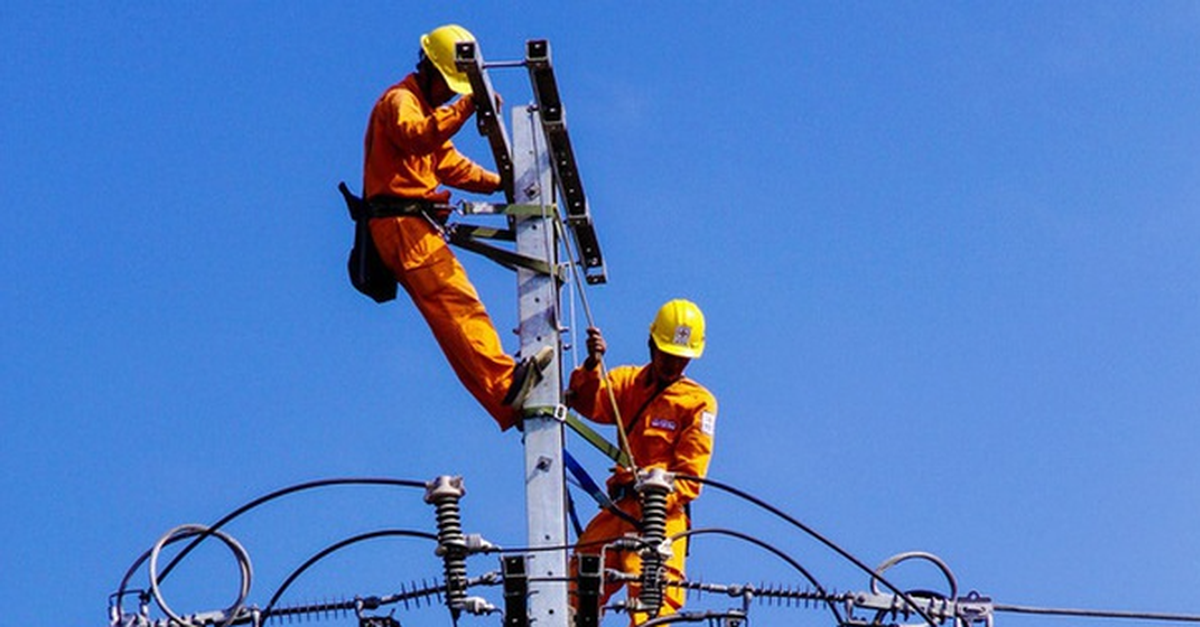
[503,345,555,408]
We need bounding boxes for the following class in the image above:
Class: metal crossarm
[447,229,561,279]
[456,40,515,202]
[524,39,607,284]
[448,223,515,242]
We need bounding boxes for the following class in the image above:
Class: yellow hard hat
[420,24,474,95]
[649,299,706,359]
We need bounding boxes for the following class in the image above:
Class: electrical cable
[638,609,748,627]
[870,551,958,601]
[158,478,424,583]
[680,474,939,627]
[115,477,427,613]
[147,524,253,627]
[993,603,1200,623]
[674,527,843,626]
[260,529,438,623]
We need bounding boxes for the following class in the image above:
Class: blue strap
[564,449,610,506]
[563,449,642,529]
[566,492,585,538]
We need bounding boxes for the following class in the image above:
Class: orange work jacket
[363,73,499,202]
[567,364,717,510]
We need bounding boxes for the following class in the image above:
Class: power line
[995,603,1200,623]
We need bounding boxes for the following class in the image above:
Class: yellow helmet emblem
[649,299,706,359]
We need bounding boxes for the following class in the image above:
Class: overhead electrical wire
[993,603,1200,623]
[157,478,425,581]
[871,551,958,600]
[110,471,1200,627]
[147,524,253,627]
[674,527,844,626]
[115,478,427,614]
[681,474,940,627]
[260,529,438,622]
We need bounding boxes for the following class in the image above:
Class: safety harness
[339,183,564,304]
[338,183,450,304]
[561,376,684,536]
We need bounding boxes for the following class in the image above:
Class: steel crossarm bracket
[449,223,515,243]
[447,229,564,280]
[461,201,560,218]
[524,39,607,284]
[455,41,515,202]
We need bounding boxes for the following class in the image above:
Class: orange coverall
[364,73,519,430]
[567,363,718,622]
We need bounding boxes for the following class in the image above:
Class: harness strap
[566,491,585,538]
[338,183,449,220]
[564,412,629,467]
[563,449,641,529]
[365,196,445,219]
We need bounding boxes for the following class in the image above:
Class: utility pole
[512,101,569,627]
[456,37,606,627]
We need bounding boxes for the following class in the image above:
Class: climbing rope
[522,106,638,472]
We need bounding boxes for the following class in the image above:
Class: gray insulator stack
[635,468,675,618]
[425,476,469,619]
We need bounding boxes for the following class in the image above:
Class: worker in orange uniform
[363,24,547,431]
[567,300,717,624]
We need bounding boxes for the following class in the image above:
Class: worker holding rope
[567,300,717,623]
[361,24,549,431]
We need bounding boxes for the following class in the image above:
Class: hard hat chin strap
[416,56,437,100]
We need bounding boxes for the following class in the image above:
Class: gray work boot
[503,345,555,408]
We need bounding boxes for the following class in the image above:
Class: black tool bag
[338,182,397,303]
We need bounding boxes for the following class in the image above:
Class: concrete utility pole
[512,102,570,627]
[456,38,606,627]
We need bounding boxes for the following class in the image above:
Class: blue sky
[3,3,1199,626]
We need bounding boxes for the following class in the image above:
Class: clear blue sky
[3,3,1199,626]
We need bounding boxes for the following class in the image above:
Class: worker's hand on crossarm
[457,92,476,116]
[583,326,606,369]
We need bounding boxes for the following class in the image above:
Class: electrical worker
[567,299,717,623]
[363,24,547,431]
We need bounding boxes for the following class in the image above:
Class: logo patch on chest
[649,416,678,431]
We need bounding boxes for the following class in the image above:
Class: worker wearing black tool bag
[356,24,547,430]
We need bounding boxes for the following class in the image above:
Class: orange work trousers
[370,215,518,430]
[572,497,690,625]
